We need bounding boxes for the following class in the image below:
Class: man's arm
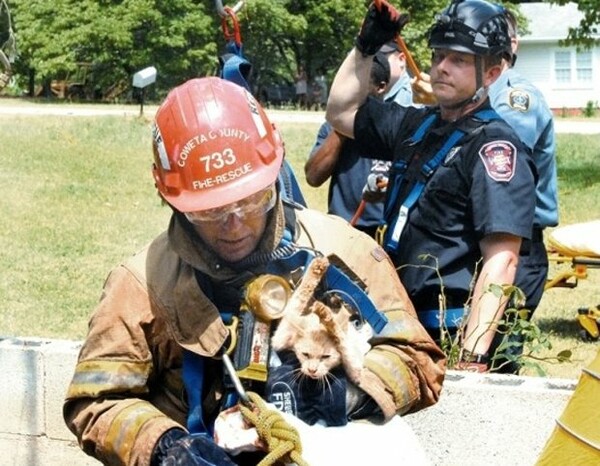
[462,233,521,357]
[304,128,346,187]
[326,1,408,138]
[326,49,374,138]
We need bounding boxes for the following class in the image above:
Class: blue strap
[384,109,501,252]
[323,264,388,333]
[382,114,436,221]
[411,113,437,143]
[385,180,425,251]
[267,244,389,333]
[278,159,308,207]
[182,350,212,436]
[385,128,465,251]
[419,307,465,329]
[219,41,252,91]
[383,160,407,220]
[421,129,466,176]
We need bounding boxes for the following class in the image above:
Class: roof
[518,2,600,42]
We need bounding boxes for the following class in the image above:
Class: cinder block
[42,339,83,440]
[0,433,100,465]
[0,338,48,436]
[404,371,576,466]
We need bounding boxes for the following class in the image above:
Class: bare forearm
[462,236,521,354]
[325,49,373,138]
[305,131,346,186]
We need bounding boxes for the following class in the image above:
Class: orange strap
[372,0,422,79]
[221,6,242,47]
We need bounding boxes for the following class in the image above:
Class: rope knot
[240,391,309,466]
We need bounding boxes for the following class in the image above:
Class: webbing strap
[182,350,212,436]
[412,113,437,142]
[382,113,436,221]
[384,109,500,252]
[385,128,466,251]
[267,245,389,333]
[219,49,252,91]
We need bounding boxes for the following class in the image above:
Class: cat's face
[293,328,342,379]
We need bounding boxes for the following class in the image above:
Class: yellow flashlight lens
[245,275,291,321]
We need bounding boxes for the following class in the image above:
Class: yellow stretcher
[545,220,600,340]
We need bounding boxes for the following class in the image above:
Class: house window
[554,51,571,83]
[576,51,592,82]
[554,50,593,84]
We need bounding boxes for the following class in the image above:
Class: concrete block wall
[0,337,99,465]
[0,337,577,466]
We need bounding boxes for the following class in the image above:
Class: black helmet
[428,0,511,58]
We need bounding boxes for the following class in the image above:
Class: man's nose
[221,211,244,229]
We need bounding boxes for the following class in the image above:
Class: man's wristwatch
[460,349,490,365]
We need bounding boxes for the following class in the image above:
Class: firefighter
[63,77,445,465]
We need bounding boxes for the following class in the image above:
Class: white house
[515,2,600,113]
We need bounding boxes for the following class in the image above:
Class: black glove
[355,1,410,56]
[151,428,237,466]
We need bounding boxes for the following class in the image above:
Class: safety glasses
[184,184,277,225]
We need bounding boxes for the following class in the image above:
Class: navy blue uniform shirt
[354,97,537,311]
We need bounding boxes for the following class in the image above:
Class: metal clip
[222,352,251,407]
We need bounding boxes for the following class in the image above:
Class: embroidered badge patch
[479,140,517,182]
[509,90,530,112]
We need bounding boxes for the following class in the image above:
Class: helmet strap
[471,55,485,103]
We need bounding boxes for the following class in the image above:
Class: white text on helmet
[199,149,236,172]
[177,128,251,168]
[192,162,252,189]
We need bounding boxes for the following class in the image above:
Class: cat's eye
[302,352,310,358]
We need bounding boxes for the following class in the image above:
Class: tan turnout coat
[64,202,446,466]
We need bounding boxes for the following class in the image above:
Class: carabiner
[215,0,245,18]
[222,352,252,407]
[221,6,243,48]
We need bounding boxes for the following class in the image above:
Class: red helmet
[152,77,284,212]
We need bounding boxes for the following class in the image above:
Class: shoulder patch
[478,140,516,182]
[508,89,530,112]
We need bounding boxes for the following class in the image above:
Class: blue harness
[219,41,252,92]
[383,109,500,253]
[382,109,501,331]
[182,205,388,435]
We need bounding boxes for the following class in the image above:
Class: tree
[549,0,600,48]
[10,0,219,99]
[8,0,503,101]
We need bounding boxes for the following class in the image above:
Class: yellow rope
[240,391,309,466]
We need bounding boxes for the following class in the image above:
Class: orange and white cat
[271,257,369,384]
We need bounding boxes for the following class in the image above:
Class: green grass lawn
[0,110,598,379]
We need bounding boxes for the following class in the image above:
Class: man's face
[430,48,478,107]
[185,185,275,263]
[386,51,407,84]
